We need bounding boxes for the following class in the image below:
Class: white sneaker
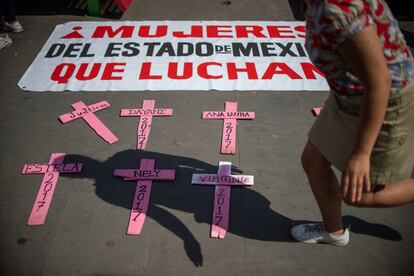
[5,20,24,33]
[290,222,350,246]
[0,33,12,50]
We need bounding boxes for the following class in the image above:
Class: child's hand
[341,153,372,203]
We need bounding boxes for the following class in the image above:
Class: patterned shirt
[305,0,413,107]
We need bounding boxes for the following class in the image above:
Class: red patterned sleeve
[318,0,374,49]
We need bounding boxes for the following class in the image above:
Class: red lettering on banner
[198,62,223,79]
[267,25,296,38]
[300,62,325,79]
[206,25,233,38]
[137,62,323,81]
[51,63,75,84]
[51,61,323,84]
[139,62,162,79]
[235,25,266,38]
[262,62,302,79]
[92,26,134,38]
[138,25,168,38]
[61,26,84,39]
[227,62,258,80]
[75,63,101,81]
[101,63,126,80]
[167,62,193,79]
[89,24,306,39]
[294,25,306,38]
[51,63,126,83]
[172,26,203,38]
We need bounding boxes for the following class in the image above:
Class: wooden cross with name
[192,161,254,239]
[120,100,173,150]
[59,100,118,144]
[22,153,83,225]
[202,102,255,154]
[113,159,175,235]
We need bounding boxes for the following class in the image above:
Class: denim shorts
[308,81,414,184]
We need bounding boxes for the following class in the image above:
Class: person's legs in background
[2,0,23,33]
[0,1,13,50]
[0,0,23,50]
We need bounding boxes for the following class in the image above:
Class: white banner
[18,21,329,92]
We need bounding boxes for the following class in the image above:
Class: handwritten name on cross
[59,100,118,144]
[22,153,83,225]
[202,102,255,154]
[192,161,254,239]
[113,159,175,235]
[120,100,173,150]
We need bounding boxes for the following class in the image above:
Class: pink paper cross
[191,161,254,239]
[120,100,173,150]
[59,100,118,144]
[22,153,83,226]
[113,159,175,235]
[202,102,255,154]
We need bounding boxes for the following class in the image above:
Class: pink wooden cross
[113,159,175,235]
[59,100,118,144]
[22,153,83,226]
[311,107,322,117]
[120,100,173,150]
[202,102,255,154]
[191,161,254,239]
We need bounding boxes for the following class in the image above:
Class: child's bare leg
[301,140,343,234]
[346,179,414,207]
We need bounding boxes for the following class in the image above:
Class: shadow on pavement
[343,215,402,241]
[63,150,402,266]
[287,0,305,21]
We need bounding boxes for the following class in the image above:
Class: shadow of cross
[202,102,255,154]
[113,158,175,235]
[120,99,173,150]
[59,100,118,144]
[21,153,83,226]
[192,161,254,239]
